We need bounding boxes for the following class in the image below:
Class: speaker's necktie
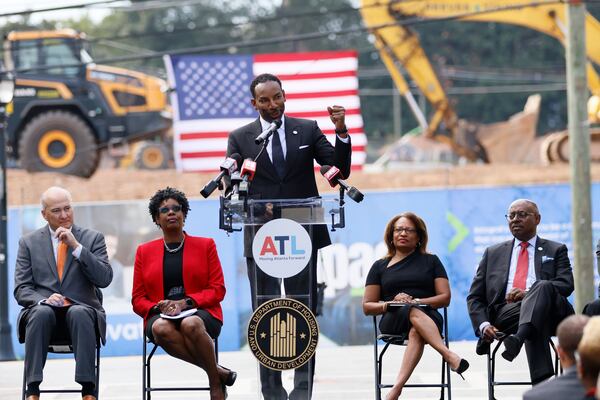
[271,129,286,179]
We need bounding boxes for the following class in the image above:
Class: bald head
[40,186,74,230]
[508,199,539,214]
[557,315,589,359]
[41,186,72,209]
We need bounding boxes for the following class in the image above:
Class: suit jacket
[522,366,586,400]
[227,116,352,256]
[467,236,574,336]
[131,234,225,327]
[14,224,112,344]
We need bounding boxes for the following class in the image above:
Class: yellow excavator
[360,0,600,163]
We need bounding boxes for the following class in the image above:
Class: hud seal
[247,298,319,371]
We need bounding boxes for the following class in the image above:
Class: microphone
[200,153,242,198]
[254,119,282,145]
[238,159,257,196]
[320,165,364,203]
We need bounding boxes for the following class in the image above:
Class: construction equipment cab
[3,29,171,177]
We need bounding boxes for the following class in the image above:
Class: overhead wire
[4,0,581,75]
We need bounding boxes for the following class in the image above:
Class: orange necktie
[57,241,68,281]
[513,242,529,290]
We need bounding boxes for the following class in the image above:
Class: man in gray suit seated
[14,187,113,400]
[522,314,589,400]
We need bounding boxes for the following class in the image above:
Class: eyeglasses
[505,211,536,221]
[159,205,182,214]
[393,227,417,234]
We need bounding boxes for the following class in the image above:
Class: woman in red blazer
[132,187,236,400]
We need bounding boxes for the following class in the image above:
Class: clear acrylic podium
[219,196,345,399]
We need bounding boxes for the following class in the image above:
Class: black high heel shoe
[219,365,237,386]
[451,359,470,380]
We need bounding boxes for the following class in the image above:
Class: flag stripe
[287,108,361,119]
[285,89,358,99]
[277,70,356,80]
[255,50,358,62]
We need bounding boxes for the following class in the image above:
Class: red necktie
[513,242,529,290]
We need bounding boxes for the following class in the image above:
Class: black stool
[373,305,451,400]
[142,334,218,399]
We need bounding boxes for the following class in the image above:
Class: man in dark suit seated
[227,73,352,400]
[582,239,600,316]
[576,316,600,399]
[14,187,113,400]
[467,199,575,384]
[522,314,589,399]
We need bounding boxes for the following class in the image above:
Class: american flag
[164,50,367,172]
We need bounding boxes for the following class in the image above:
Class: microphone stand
[331,186,346,231]
[254,135,270,163]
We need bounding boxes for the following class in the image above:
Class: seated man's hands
[482,325,501,342]
[46,293,67,306]
[506,288,526,303]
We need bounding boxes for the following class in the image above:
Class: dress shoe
[82,395,96,400]
[475,338,490,355]
[451,359,470,380]
[501,334,523,362]
[26,396,39,400]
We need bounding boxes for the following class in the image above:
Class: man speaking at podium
[227,73,352,400]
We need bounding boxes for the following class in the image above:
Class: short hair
[148,187,190,225]
[250,73,282,98]
[382,212,429,259]
[557,315,589,356]
[577,316,600,380]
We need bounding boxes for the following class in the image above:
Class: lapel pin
[292,130,298,135]
[537,247,543,251]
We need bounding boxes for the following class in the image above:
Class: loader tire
[134,141,169,170]
[19,110,99,177]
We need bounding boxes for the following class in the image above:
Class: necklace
[164,236,185,253]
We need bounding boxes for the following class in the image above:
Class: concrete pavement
[0,340,538,399]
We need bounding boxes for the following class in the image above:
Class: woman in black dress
[363,212,469,400]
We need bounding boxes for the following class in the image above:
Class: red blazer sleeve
[131,243,158,320]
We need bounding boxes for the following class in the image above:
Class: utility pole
[0,63,15,360]
[566,1,594,313]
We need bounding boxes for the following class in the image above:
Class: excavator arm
[360,0,485,160]
[361,0,600,161]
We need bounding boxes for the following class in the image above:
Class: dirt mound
[8,163,600,206]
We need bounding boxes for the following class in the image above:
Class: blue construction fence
[5,182,600,358]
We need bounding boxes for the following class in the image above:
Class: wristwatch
[413,298,421,304]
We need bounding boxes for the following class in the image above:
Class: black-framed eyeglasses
[393,227,417,234]
[159,205,182,214]
[505,211,535,221]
